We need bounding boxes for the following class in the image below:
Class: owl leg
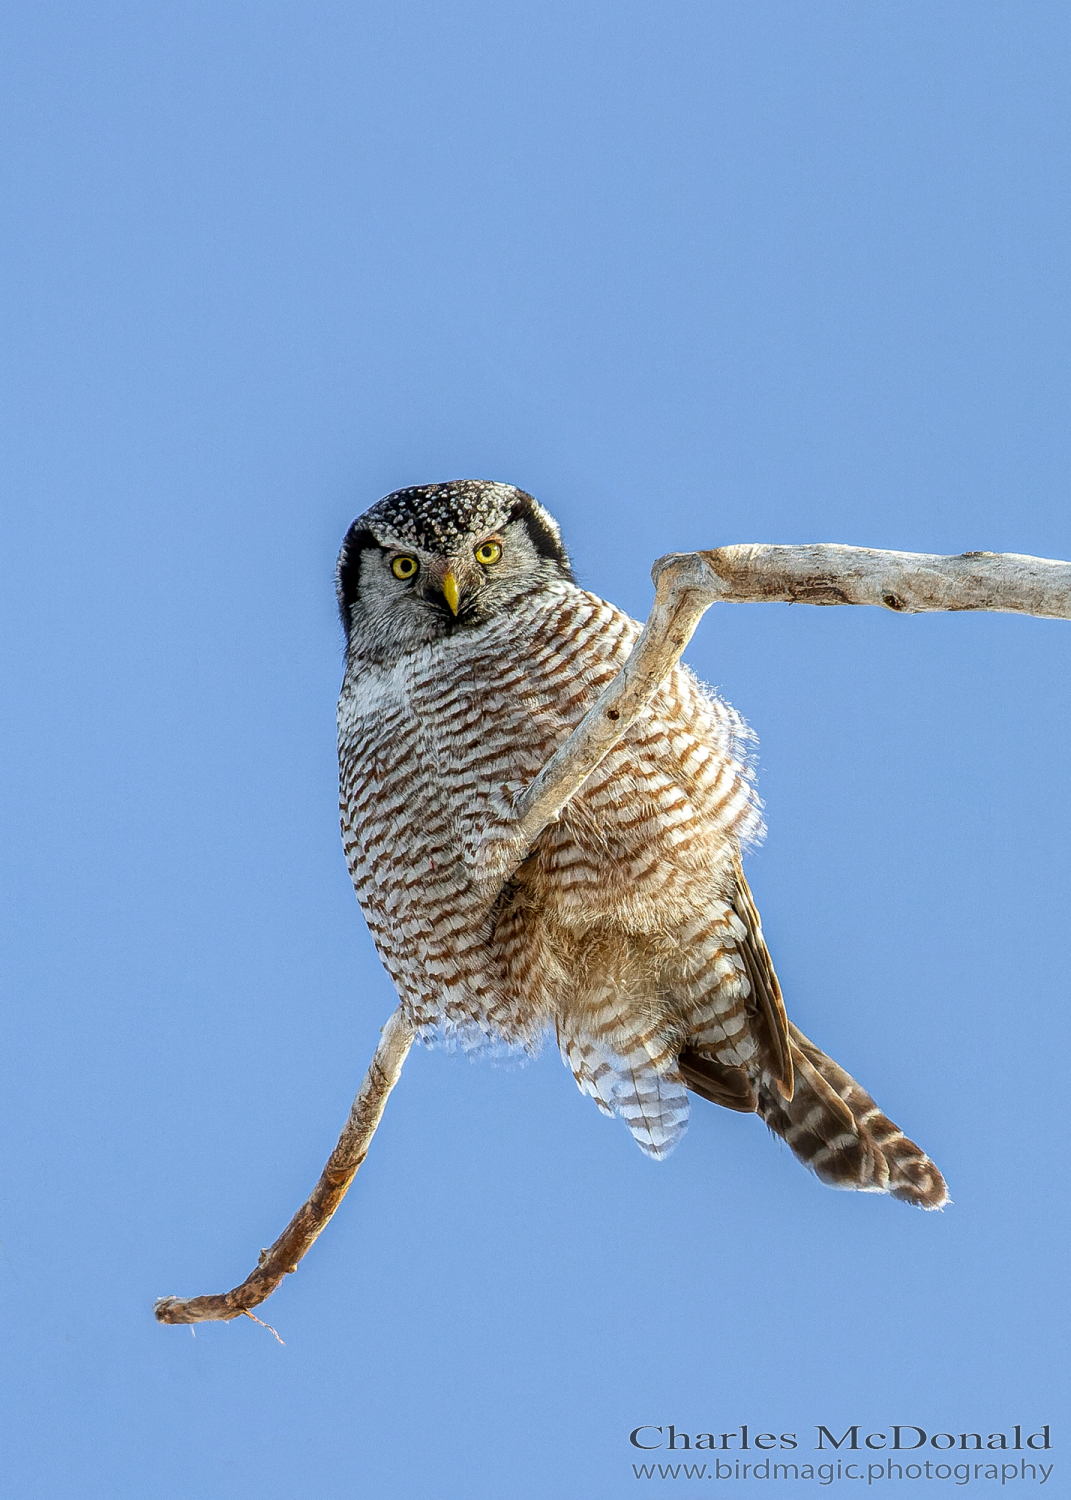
[756,1025,949,1209]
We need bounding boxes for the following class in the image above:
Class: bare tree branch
[510,545,1069,859]
[511,551,720,852]
[154,543,1069,1327]
[688,543,1071,618]
[154,1008,414,1325]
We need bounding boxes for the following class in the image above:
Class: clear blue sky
[1,4,1068,1496]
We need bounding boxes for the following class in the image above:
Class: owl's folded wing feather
[727,855,794,1100]
[676,859,793,1110]
[676,1051,757,1112]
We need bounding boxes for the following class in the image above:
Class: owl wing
[678,857,794,1110]
[727,855,793,1099]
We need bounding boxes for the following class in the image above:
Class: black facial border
[506,493,574,579]
[336,526,379,639]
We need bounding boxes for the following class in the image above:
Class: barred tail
[757,1025,949,1210]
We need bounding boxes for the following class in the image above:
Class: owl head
[337,481,574,661]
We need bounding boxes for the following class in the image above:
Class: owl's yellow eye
[474,540,502,566]
[391,555,418,580]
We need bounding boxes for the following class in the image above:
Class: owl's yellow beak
[442,570,460,615]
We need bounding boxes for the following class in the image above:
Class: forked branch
[511,544,1070,855]
[155,543,1069,1327]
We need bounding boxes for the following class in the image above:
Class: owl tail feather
[754,1025,949,1210]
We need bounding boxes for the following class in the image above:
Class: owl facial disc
[336,480,574,658]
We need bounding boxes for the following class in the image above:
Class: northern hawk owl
[335,480,948,1209]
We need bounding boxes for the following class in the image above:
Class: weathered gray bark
[155,544,1069,1327]
[681,543,1071,618]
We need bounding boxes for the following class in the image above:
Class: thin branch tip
[243,1310,285,1344]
